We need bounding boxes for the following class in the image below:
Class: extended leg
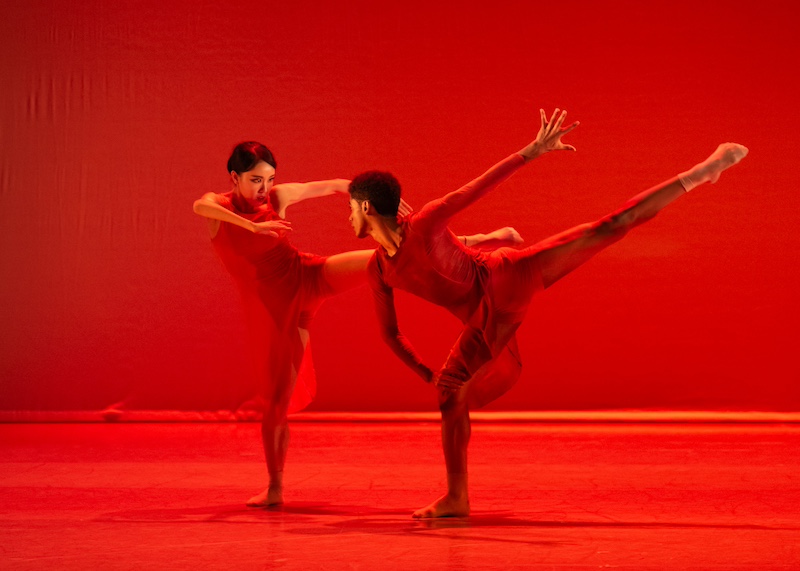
[533,143,748,288]
[322,250,374,294]
[413,387,472,518]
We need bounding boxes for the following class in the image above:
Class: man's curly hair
[348,171,401,217]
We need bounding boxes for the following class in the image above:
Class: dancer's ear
[362,200,370,214]
[230,171,239,186]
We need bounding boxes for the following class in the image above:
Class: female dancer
[193,142,521,507]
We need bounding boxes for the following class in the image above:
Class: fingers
[254,220,293,236]
[556,120,579,151]
[552,109,567,133]
[434,371,467,391]
[541,109,577,135]
[539,108,547,131]
[398,198,413,216]
[547,108,560,136]
[561,120,580,135]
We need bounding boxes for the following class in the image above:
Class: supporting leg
[246,328,309,508]
[413,389,472,518]
[245,402,291,507]
[247,394,293,508]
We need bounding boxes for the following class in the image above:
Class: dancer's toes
[722,142,748,162]
[246,487,283,508]
[412,493,470,519]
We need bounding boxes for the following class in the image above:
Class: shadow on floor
[98,501,800,535]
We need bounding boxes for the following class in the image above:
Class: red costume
[211,193,333,413]
[368,154,543,407]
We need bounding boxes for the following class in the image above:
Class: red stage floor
[1,422,798,569]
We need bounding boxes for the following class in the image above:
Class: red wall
[1,0,797,412]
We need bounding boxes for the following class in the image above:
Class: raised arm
[369,263,434,383]
[192,193,292,238]
[420,108,579,227]
[271,179,350,217]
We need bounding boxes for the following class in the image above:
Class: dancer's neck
[371,218,403,257]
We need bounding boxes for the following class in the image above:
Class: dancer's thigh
[488,247,544,321]
[321,250,374,295]
[524,222,626,289]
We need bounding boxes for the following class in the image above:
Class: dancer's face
[231,161,276,209]
[349,199,369,239]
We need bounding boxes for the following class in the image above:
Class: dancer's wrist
[519,142,544,162]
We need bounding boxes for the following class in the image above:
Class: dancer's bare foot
[466,227,524,251]
[680,143,749,190]
[703,143,749,183]
[246,486,283,508]
[412,493,470,518]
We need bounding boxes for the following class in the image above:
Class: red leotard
[211,193,334,413]
[368,154,544,408]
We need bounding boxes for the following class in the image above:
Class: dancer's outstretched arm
[420,109,578,229]
[275,180,415,217]
[273,179,350,216]
[196,183,413,239]
[193,193,292,238]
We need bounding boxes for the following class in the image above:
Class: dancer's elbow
[596,212,634,237]
[193,193,218,215]
[379,327,401,344]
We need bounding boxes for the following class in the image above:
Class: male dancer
[347,108,747,518]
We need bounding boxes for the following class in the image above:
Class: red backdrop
[1,0,797,413]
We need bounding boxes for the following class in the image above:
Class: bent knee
[439,391,469,415]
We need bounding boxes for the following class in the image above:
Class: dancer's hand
[398,198,413,217]
[432,369,468,392]
[251,219,292,237]
[519,108,579,162]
